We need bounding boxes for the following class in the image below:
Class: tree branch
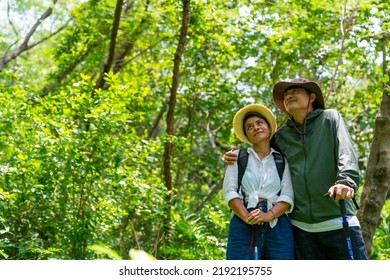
[94,0,124,90]
[328,3,357,98]
[112,1,150,74]
[39,38,103,97]
[0,0,59,71]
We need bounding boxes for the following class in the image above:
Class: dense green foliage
[0,0,389,259]
[371,199,390,260]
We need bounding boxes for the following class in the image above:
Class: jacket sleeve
[331,110,360,190]
[277,159,294,213]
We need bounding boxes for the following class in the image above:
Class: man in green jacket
[224,78,368,260]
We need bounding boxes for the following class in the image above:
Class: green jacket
[274,109,360,223]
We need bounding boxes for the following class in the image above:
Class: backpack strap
[272,152,285,181]
[237,149,249,205]
[272,152,285,197]
[270,134,281,153]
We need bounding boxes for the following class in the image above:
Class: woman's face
[244,116,271,144]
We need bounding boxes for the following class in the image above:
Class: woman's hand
[246,209,273,225]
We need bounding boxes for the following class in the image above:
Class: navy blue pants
[292,225,368,260]
[226,210,294,260]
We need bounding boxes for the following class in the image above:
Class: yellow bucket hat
[233,104,277,144]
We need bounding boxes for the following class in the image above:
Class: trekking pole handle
[339,199,347,217]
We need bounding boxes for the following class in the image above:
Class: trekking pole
[253,225,259,260]
[253,199,266,260]
[339,200,354,260]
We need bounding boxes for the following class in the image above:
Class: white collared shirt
[223,147,294,227]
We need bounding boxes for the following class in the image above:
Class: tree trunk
[163,0,190,201]
[357,38,390,257]
[159,1,190,254]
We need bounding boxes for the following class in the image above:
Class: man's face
[283,87,311,114]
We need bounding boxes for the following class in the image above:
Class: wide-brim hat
[273,77,325,114]
[233,104,277,145]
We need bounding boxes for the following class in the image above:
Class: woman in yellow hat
[223,104,294,260]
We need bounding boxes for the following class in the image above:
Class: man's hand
[326,184,355,201]
[223,147,239,165]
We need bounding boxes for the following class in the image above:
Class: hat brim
[273,81,325,114]
[233,104,277,145]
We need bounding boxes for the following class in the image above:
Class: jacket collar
[286,109,324,127]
